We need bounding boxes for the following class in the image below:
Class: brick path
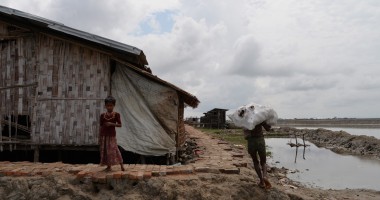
[0,125,252,184]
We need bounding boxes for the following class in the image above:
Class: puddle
[266,138,380,190]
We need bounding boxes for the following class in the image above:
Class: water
[293,127,380,139]
[267,138,380,190]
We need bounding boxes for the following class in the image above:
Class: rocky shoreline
[269,127,380,160]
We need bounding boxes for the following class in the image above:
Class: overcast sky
[2,0,380,119]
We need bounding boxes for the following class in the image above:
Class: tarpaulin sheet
[228,102,278,130]
[111,64,178,156]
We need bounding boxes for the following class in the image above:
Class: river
[291,126,380,139]
[267,138,380,190]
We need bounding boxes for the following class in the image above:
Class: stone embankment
[277,118,380,128]
[271,127,380,160]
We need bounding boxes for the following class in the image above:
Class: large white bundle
[227,103,278,130]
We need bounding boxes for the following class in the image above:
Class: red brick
[194,167,209,173]
[179,166,193,174]
[233,162,248,167]
[139,165,147,170]
[143,171,152,180]
[10,168,23,176]
[152,171,160,177]
[127,171,143,180]
[152,165,160,176]
[128,164,136,170]
[113,172,123,179]
[166,169,176,175]
[146,165,154,171]
[232,154,244,158]
[121,171,129,179]
[222,168,240,174]
[77,170,89,179]
[5,170,15,176]
[159,166,167,176]
[68,166,84,174]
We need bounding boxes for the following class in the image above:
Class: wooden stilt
[140,155,146,164]
[33,146,39,162]
[58,150,62,162]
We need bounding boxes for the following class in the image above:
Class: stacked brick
[0,126,252,184]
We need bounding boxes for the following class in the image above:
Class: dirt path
[0,126,379,199]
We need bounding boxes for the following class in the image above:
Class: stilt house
[200,108,228,129]
[0,6,199,161]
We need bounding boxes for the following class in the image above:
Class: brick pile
[0,126,252,184]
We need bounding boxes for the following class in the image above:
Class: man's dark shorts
[247,136,266,157]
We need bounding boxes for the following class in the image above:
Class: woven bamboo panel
[32,34,110,145]
[0,23,36,117]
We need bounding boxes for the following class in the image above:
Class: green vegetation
[199,128,246,146]
[198,128,272,157]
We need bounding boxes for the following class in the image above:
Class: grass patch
[198,128,246,147]
[197,128,272,157]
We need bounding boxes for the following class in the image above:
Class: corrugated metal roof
[0,5,147,65]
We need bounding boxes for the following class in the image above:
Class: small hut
[200,108,228,129]
[0,6,199,162]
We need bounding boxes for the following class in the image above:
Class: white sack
[227,103,278,130]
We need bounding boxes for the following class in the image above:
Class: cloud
[2,0,380,118]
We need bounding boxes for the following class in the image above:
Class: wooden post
[0,116,2,152]
[58,150,62,162]
[302,134,306,146]
[140,155,146,164]
[33,146,39,162]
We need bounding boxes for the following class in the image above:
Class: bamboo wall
[0,21,111,146]
[0,22,37,147]
[33,34,110,145]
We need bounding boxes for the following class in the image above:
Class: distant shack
[200,108,228,129]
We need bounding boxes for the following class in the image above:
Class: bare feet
[263,178,272,189]
[258,181,266,188]
[103,166,111,172]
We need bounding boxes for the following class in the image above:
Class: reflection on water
[294,127,380,139]
[267,138,380,190]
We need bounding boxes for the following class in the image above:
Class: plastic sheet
[111,65,177,156]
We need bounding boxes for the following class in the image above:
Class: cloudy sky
[2,0,380,119]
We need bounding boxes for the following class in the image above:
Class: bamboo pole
[0,114,2,152]
[0,82,38,90]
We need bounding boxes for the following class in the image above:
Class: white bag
[227,102,278,130]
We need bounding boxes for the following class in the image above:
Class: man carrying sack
[228,103,277,189]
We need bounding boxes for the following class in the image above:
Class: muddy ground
[1,166,379,200]
[1,127,380,199]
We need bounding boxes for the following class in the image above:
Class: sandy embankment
[269,127,380,160]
